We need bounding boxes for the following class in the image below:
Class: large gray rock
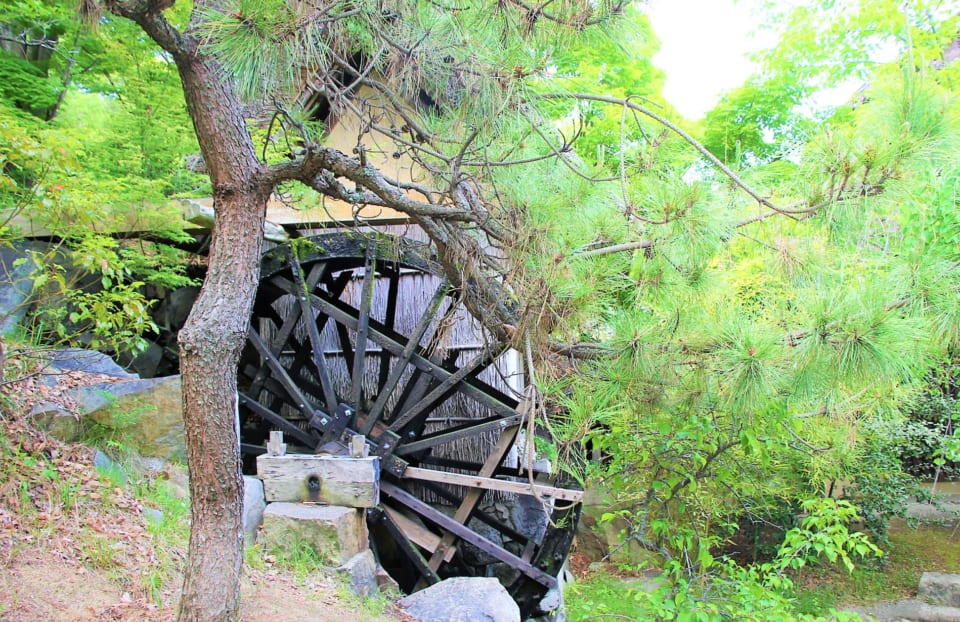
[29,362,184,461]
[907,501,960,523]
[847,599,960,622]
[45,348,137,379]
[511,493,549,543]
[919,573,960,608]
[242,475,266,546]
[398,577,521,622]
[118,340,164,379]
[29,401,83,442]
[260,503,367,566]
[338,549,378,598]
[79,375,184,460]
[123,454,189,499]
[0,241,46,336]
[436,503,506,567]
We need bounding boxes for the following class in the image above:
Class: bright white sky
[644,0,773,119]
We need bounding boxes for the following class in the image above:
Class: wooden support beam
[373,507,441,586]
[383,506,456,563]
[382,481,557,588]
[401,466,583,502]
[257,454,380,507]
[426,425,520,572]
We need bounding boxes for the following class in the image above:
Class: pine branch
[502,0,627,29]
[102,0,188,57]
[264,149,475,221]
[537,92,801,214]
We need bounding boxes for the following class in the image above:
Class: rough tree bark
[102,2,269,619]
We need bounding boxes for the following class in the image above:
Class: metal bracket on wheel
[309,402,352,445]
[372,430,401,458]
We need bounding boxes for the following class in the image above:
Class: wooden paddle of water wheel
[236,231,582,618]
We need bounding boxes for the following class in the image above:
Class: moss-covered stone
[260,502,367,566]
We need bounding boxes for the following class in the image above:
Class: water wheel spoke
[371,507,441,586]
[246,326,323,421]
[241,442,267,456]
[250,300,286,331]
[386,369,435,432]
[414,480,531,545]
[381,481,556,588]
[351,251,376,415]
[245,302,299,399]
[394,416,524,456]
[288,255,339,413]
[401,466,583,503]
[382,506,457,563]
[289,279,520,419]
[424,424,519,570]
[269,273,518,419]
[418,456,550,479]
[246,267,342,402]
[386,347,504,435]
[387,342,465,431]
[362,278,450,435]
[238,393,318,447]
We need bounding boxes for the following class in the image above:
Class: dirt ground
[0,549,402,621]
[0,366,403,622]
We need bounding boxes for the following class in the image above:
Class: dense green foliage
[482,2,960,617]
[0,1,202,354]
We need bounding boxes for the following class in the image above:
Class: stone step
[906,501,960,522]
[846,573,960,621]
[920,573,960,608]
[847,599,960,622]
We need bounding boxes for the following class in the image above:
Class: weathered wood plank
[401,466,583,502]
[382,481,557,588]
[426,425,520,572]
[257,454,380,507]
[383,506,456,563]
[373,507,441,586]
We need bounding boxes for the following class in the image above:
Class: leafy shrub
[0,51,59,115]
[1,106,195,357]
[570,501,876,622]
[898,380,960,480]
[838,417,933,545]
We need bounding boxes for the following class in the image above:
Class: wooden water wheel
[237,232,581,618]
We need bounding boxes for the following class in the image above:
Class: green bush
[0,51,59,114]
[839,417,933,545]
[898,379,960,481]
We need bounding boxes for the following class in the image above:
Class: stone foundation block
[919,572,960,607]
[242,476,266,547]
[261,502,367,566]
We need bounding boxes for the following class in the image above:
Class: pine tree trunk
[171,43,267,622]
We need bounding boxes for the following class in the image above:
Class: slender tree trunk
[170,37,267,622]
[177,191,265,621]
